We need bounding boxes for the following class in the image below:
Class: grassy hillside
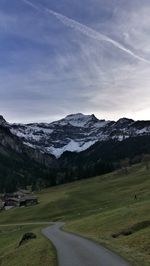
[0,225,57,266]
[0,163,150,265]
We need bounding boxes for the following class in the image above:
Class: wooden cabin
[19,196,38,207]
[2,190,38,208]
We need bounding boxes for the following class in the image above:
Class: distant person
[134,194,137,200]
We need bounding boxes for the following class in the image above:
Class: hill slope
[0,225,56,266]
[0,125,56,192]
[0,163,149,265]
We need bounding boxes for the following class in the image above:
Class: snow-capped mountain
[8,113,150,158]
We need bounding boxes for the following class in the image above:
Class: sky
[0,0,150,123]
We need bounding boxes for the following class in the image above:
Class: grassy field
[0,163,150,265]
[0,225,57,266]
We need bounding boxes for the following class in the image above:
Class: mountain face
[0,124,56,192]
[8,113,150,158]
[0,113,150,192]
[0,115,7,127]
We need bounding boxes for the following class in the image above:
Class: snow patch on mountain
[46,139,97,158]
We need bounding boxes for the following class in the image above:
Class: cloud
[22,0,150,64]
[0,0,150,122]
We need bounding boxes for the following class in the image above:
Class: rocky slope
[8,113,150,158]
[0,122,55,167]
[0,124,56,192]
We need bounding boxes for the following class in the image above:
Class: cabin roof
[20,196,38,202]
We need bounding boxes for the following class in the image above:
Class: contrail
[22,0,40,11]
[22,0,150,65]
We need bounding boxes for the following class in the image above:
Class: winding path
[42,222,131,266]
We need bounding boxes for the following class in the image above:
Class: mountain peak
[65,113,83,117]
[64,113,98,127]
[116,117,134,124]
[65,113,89,119]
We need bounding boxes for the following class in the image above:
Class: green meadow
[0,225,57,266]
[0,163,150,265]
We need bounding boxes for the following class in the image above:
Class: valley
[0,113,150,193]
[0,163,149,266]
[1,0,150,265]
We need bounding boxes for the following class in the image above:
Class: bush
[19,232,37,246]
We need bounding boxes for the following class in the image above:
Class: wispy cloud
[0,0,150,122]
[22,0,150,65]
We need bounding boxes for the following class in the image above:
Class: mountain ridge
[0,113,150,192]
[1,113,150,158]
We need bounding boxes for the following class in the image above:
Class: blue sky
[0,0,150,123]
